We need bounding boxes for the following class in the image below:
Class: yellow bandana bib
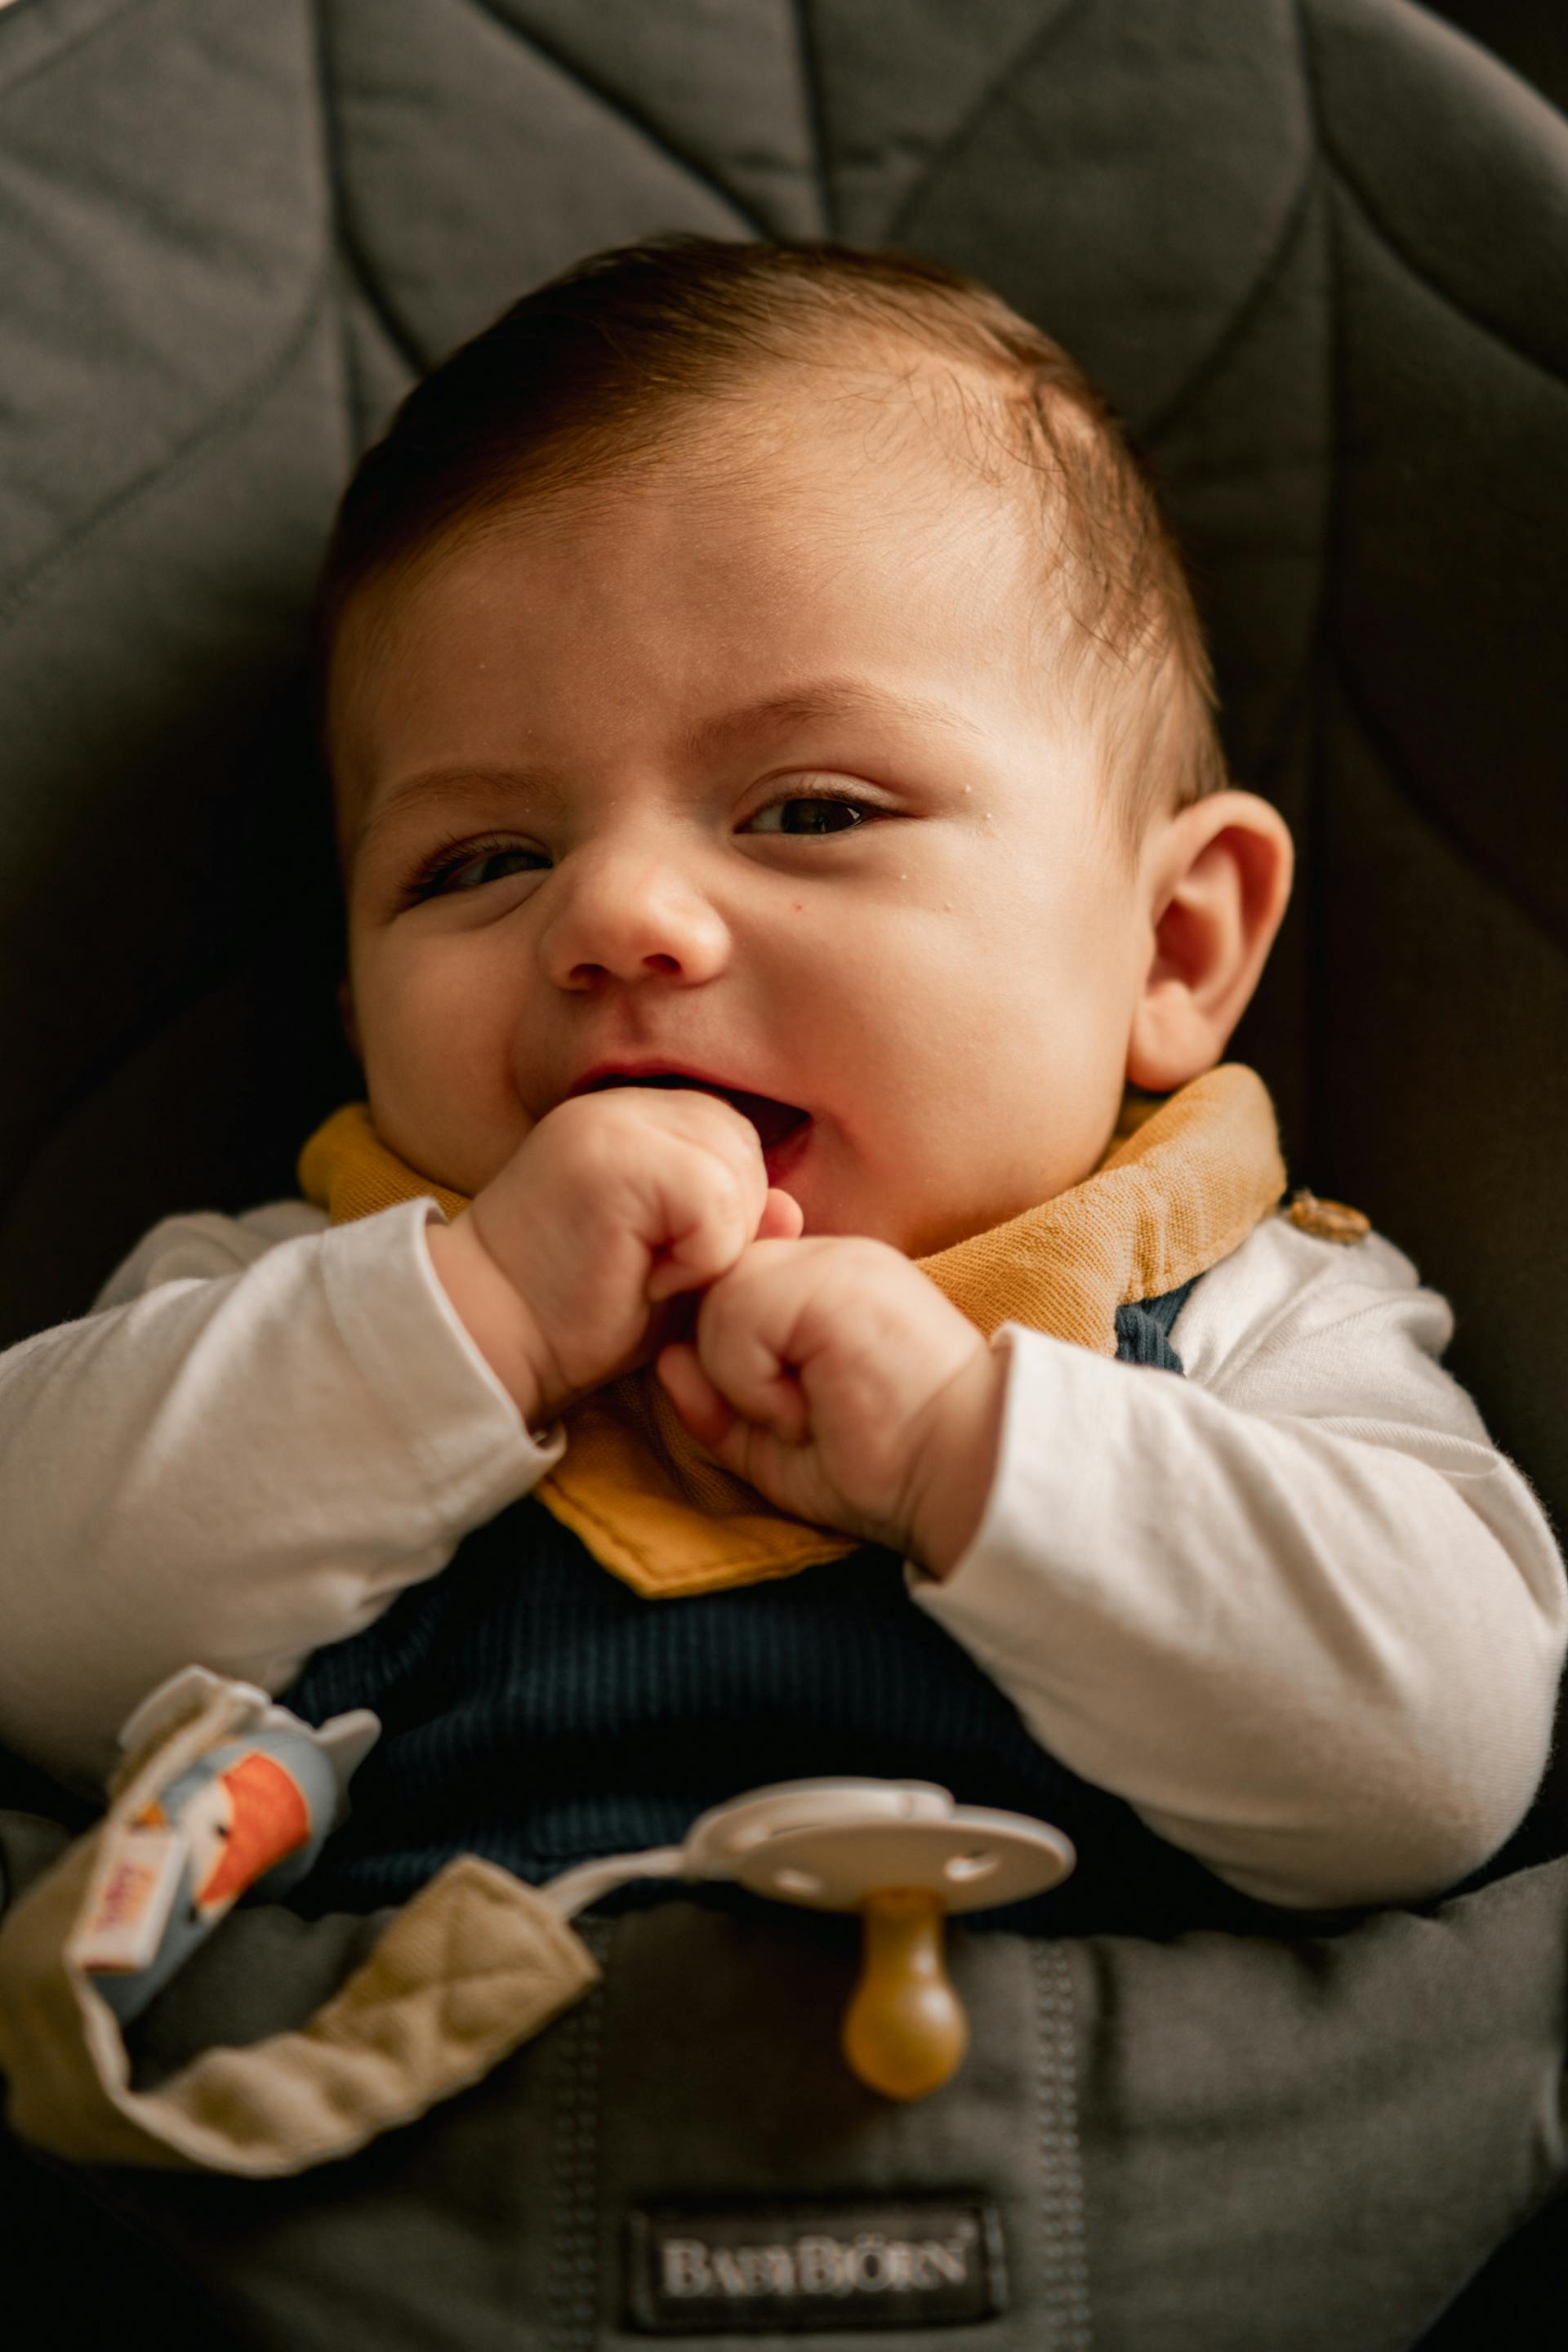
[298,1063,1286,1598]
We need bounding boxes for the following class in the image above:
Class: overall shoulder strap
[1113,1276,1198,1372]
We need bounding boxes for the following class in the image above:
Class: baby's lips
[721,1086,809,1152]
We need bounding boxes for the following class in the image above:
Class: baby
[1,237,1563,1938]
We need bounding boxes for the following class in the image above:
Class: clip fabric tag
[0,1668,601,2175]
[69,1826,185,1974]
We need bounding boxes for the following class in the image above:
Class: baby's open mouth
[584,1071,810,1154]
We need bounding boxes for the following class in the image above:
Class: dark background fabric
[2,0,1565,1519]
[1,2,1566,2341]
[2,0,1565,1552]
[1424,0,1568,118]
[5,0,1565,1772]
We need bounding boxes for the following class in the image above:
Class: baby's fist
[427,1087,803,1428]
[656,1236,1006,1575]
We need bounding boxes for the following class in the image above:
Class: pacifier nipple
[842,1887,967,2100]
[666,1778,1076,2102]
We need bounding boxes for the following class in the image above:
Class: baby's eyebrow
[360,677,983,849]
[359,764,568,852]
[676,679,987,762]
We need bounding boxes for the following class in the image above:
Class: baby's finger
[651,1191,796,1306]
[646,1252,702,1303]
[750,1369,810,1446]
[643,1156,759,1303]
[655,1342,733,1449]
[692,1261,816,1446]
[756,1188,804,1242]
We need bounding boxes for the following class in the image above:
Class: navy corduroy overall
[283,1275,1295,1944]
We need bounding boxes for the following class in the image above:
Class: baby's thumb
[757,1187,805,1242]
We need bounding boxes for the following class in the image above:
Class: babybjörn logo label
[626,2198,1005,2332]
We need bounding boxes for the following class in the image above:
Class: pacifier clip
[1,1673,1077,2178]
[543,1777,1076,2099]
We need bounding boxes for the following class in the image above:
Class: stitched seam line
[310,0,366,450]
[791,0,835,235]
[0,0,144,107]
[461,0,771,237]
[0,265,332,631]
[313,0,430,382]
[547,1921,608,2352]
[1142,160,1319,452]
[1298,0,1568,395]
[1033,1940,1092,2350]
[1297,10,1568,979]
[884,0,1094,247]
[1323,150,1568,394]
[1293,11,1565,962]
[538,1465,844,1585]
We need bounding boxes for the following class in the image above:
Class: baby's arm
[0,1084,795,1791]
[0,1198,559,1788]
[908,1214,1568,1911]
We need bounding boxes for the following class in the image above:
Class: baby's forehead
[327,365,1099,835]
[678,343,1037,490]
[360,357,1042,630]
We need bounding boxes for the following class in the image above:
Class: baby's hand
[655,1238,1008,1577]
[425,1089,804,1428]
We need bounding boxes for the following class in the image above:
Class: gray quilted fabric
[2,10,1568,2344]
[0,0,1565,1550]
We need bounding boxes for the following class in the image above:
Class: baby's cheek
[361,972,532,1196]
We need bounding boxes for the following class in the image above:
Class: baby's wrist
[906,1346,1009,1581]
[423,1214,553,1431]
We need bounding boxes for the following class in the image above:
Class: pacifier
[544,1778,1076,2100]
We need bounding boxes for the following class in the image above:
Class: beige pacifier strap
[0,1687,599,2176]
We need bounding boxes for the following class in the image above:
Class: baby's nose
[538,852,731,990]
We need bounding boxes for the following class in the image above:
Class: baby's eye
[745,795,875,837]
[412,841,545,898]
[445,848,542,890]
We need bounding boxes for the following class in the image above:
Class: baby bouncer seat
[1,1,1566,2345]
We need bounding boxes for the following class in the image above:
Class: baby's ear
[336,977,363,1065]
[1125,791,1293,1093]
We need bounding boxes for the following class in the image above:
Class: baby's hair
[315,234,1227,862]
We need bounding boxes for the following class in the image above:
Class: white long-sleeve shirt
[0,1196,1561,1913]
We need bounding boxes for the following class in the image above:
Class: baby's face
[332,399,1161,1256]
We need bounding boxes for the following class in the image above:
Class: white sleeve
[0,1198,565,1787]
[907,1214,1568,1911]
